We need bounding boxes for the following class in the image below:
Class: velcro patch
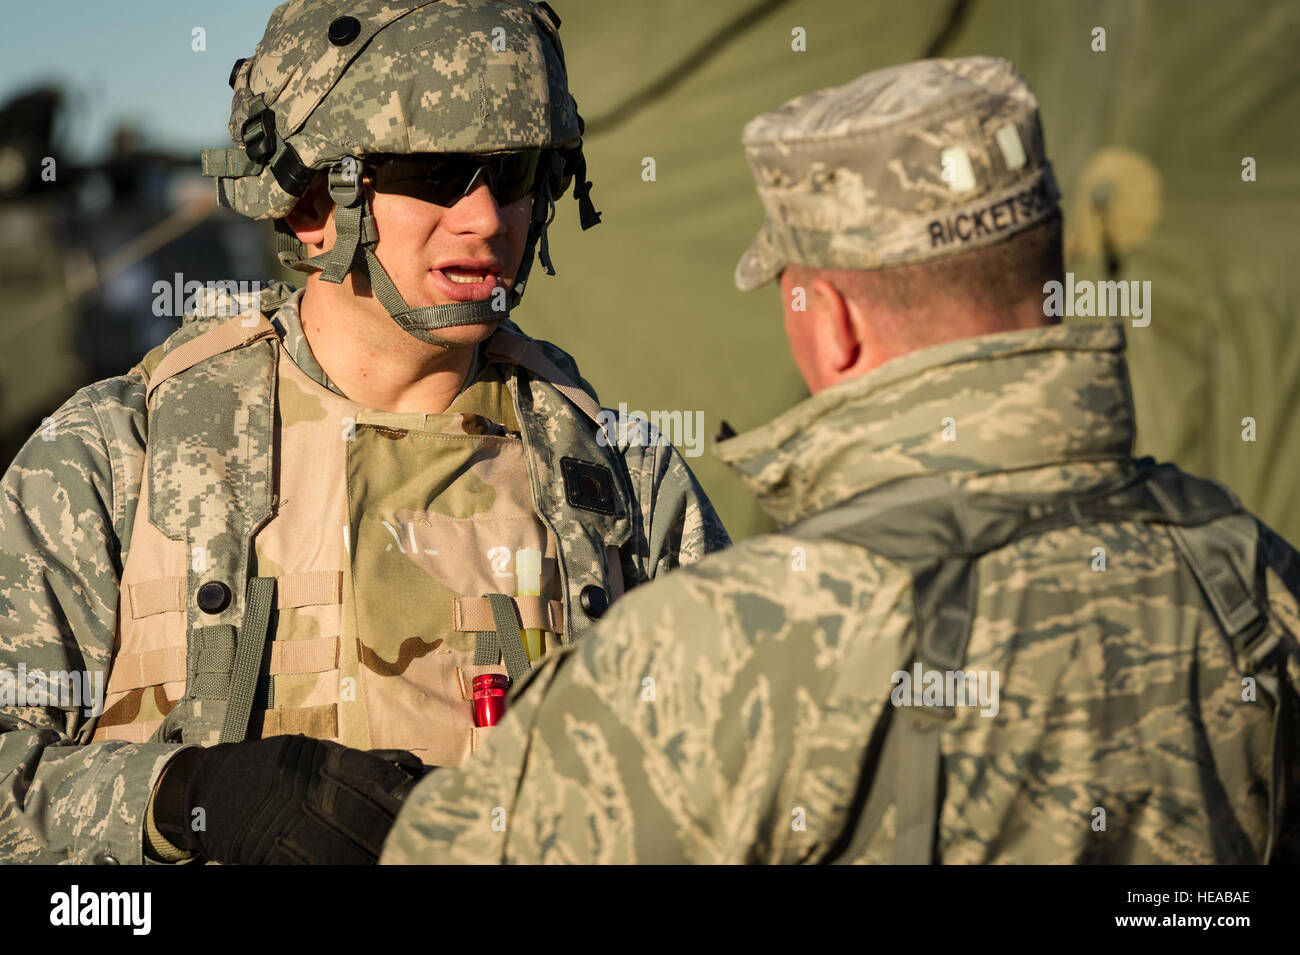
[561,457,616,515]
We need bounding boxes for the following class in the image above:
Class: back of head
[785,212,1064,355]
[737,56,1065,358]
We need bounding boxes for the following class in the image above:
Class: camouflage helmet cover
[211,0,582,221]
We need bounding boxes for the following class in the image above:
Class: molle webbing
[789,463,1277,864]
[473,593,532,683]
[468,594,565,683]
[455,595,563,633]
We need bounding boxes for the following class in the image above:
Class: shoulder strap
[134,284,291,390]
[798,463,1281,863]
[145,315,278,403]
[142,312,281,746]
[483,326,603,424]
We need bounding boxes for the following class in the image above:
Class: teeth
[446,272,488,284]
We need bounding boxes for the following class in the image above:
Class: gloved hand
[150,735,431,865]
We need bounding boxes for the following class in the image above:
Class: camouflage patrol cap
[735,56,1060,290]
[205,0,581,221]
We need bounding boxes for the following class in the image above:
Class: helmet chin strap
[294,160,554,348]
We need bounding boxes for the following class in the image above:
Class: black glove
[151,735,430,865]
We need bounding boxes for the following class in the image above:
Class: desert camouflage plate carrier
[99,282,651,751]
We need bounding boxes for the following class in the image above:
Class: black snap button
[580,585,608,619]
[328,15,361,46]
[196,581,232,614]
[93,851,120,865]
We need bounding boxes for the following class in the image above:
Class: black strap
[795,463,1274,864]
[571,155,601,230]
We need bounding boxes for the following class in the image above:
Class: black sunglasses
[365,150,544,207]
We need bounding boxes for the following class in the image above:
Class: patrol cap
[735,56,1060,290]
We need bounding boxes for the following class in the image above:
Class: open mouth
[430,263,504,301]
[443,266,493,284]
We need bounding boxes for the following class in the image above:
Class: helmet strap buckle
[327,158,364,208]
[304,168,372,284]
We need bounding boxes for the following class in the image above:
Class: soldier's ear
[283,171,332,245]
[808,277,861,377]
[782,269,862,394]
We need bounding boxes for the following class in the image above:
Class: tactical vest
[91,287,633,765]
[786,462,1296,864]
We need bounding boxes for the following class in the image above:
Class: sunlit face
[289,153,543,350]
[361,155,535,310]
[297,154,537,346]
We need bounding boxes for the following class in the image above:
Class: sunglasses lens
[369,156,472,205]
[489,150,542,204]
[369,151,542,207]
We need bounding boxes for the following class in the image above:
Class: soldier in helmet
[0,0,728,865]
[382,57,1300,864]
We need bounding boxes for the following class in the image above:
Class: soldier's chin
[421,320,501,348]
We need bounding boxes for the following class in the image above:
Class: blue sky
[0,0,277,163]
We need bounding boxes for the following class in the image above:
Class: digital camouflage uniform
[383,57,1300,864]
[0,0,728,865]
[0,285,726,865]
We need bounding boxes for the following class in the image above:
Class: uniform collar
[270,287,487,400]
[715,322,1137,527]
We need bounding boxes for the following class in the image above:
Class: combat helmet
[201,0,600,343]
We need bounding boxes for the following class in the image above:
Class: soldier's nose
[447,182,507,236]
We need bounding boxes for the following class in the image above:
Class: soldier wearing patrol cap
[0,0,728,866]
[383,56,1300,864]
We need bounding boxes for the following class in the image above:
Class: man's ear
[782,268,861,394]
[283,173,332,246]
[808,276,861,376]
